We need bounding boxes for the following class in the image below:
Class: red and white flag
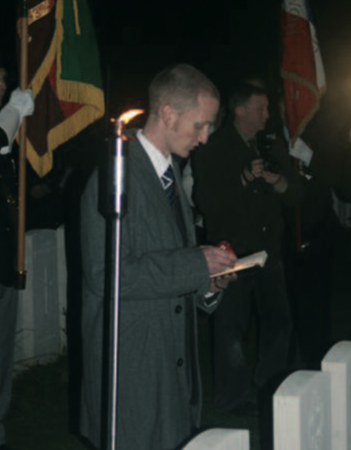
[280,0,326,144]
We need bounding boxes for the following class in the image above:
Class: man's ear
[159,104,176,128]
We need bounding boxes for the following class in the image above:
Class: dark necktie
[161,165,175,205]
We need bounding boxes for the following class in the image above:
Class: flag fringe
[55,0,104,107]
[26,0,105,177]
[27,91,104,177]
[28,16,57,96]
[26,137,52,178]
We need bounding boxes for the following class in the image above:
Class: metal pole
[105,109,143,450]
[106,119,126,450]
[17,0,29,289]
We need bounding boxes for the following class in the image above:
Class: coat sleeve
[120,218,211,302]
[0,128,8,149]
[196,291,223,314]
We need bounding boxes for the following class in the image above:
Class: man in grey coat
[80,64,236,450]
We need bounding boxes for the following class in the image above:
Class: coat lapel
[129,137,195,246]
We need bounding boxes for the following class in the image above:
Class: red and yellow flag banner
[280,0,326,144]
[18,0,105,177]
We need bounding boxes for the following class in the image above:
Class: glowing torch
[111,109,144,217]
[106,108,144,450]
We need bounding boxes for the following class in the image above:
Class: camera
[257,133,281,173]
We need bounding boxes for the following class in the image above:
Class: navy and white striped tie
[161,165,175,205]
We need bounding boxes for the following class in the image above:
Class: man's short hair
[148,64,219,114]
[229,83,267,112]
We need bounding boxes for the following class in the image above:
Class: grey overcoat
[80,136,217,450]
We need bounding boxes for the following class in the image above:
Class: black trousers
[212,262,292,412]
[0,284,18,446]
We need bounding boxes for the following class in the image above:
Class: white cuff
[0,146,11,155]
[289,138,313,166]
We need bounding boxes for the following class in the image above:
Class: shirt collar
[136,129,172,179]
[234,124,252,147]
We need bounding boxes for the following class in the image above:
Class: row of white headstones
[274,340,350,450]
[184,340,351,450]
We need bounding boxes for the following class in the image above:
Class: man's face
[238,94,269,136]
[164,95,219,158]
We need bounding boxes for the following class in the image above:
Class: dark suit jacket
[193,123,301,265]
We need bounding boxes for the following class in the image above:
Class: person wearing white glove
[0,69,34,450]
[0,88,34,155]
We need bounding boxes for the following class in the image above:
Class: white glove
[9,88,34,118]
[0,88,35,155]
[0,146,10,155]
[289,137,313,166]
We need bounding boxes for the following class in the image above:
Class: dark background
[2,0,351,117]
[0,4,351,449]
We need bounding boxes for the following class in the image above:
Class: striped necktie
[161,164,175,205]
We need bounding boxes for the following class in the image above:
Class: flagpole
[292,159,302,252]
[17,0,28,289]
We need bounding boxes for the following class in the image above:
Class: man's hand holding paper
[201,245,237,275]
[201,242,238,293]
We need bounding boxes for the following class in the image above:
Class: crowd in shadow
[59,78,351,450]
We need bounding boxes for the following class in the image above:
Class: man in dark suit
[80,64,236,450]
[193,83,301,415]
[283,91,347,369]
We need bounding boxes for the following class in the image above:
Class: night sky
[91,0,351,116]
[1,0,351,115]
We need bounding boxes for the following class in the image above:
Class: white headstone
[322,341,351,450]
[274,370,331,450]
[182,428,249,450]
[14,228,67,372]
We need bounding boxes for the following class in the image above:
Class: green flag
[19,0,105,177]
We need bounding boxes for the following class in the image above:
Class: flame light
[116,109,144,136]
[119,109,144,125]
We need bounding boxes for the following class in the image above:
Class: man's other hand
[261,170,281,184]
[209,272,237,293]
[242,158,264,185]
[201,245,237,276]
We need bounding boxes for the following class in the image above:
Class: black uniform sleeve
[0,128,8,148]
